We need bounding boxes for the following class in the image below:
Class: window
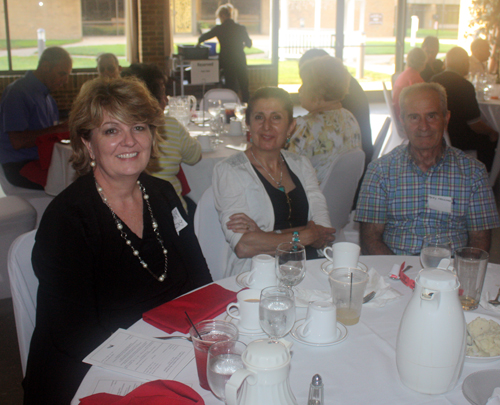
[0,0,127,72]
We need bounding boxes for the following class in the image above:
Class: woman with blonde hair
[288,55,362,186]
[23,77,212,404]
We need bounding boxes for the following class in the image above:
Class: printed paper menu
[83,329,193,381]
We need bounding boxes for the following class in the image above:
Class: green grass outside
[0,39,80,49]
[66,45,126,57]
[0,56,126,71]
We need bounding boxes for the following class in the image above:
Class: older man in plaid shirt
[355,82,499,255]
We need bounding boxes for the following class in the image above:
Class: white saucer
[320,261,368,276]
[225,315,267,337]
[290,319,348,347]
[236,271,251,288]
[462,369,500,405]
[201,146,215,153]
[227,131,244,137]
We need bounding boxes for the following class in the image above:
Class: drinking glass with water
[420,234,452,269]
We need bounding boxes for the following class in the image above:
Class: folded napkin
[487,387,500,405]
[78,380,204,405]
[480,291,500,312]
[295,288,331,307]
[363,267,403,308]
[295,267,402,308]
[143,284,238,334]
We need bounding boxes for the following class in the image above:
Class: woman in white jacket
[213,87,335,276]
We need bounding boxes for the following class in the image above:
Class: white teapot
[396,268,466,394]
[225,339,298,405]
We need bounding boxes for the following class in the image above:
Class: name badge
[172,207,188,235]
[428,194,452,214]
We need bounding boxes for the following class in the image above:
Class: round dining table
[71,255,500,404]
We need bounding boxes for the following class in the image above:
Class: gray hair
[399,82,448,119]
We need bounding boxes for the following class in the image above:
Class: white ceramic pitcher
[396,268,466,394]
[225,339,298,405]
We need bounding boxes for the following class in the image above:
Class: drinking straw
[349,271,353,309]
[185,311,203,340]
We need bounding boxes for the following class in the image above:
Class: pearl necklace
[250,148,285,192]
[96,180,168,282]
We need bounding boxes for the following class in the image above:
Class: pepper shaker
[307,374,324,405]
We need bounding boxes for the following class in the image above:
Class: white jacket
[213,150,332,276]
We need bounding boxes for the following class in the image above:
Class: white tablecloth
[43,128,246,201]
[72,256,500,404]
[478,100,500,186]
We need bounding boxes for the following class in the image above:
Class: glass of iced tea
[329,267,368,325]
[189,319,239,390]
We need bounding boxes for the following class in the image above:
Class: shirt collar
[25,70,50,96]
[405,140,449,176]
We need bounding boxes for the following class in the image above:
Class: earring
[286,136,291,144]
[90,160,96,168]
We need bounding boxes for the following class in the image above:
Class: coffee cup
[226,289,261,330]
[247,254,277,290]
[197,135,213,151]
[323,242,360,269]
[229,118,243,135]
[297,301,337,343]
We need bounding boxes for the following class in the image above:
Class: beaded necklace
[96,180,168,282]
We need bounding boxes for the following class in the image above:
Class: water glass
[259,286,296,340]
[420,235,452,269]
[275,242,306,288]
[455,247,489,311]
[189,320,239,390]
[207,340,246,404]
[207,99,222,118]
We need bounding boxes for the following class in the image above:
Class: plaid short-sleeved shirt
[354,144,500,255]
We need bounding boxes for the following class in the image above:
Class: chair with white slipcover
[199,88,241,111]
[8,229,38,376]
[194,186,230,281]
[320,149,365,243]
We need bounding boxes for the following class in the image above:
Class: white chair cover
[320,149,365,242]
[8,229,38,376]
[0,196,36,299]
[372,117,391,161]
[0,164,54,227]
[199,88,241,111]
[381,82,407,156]
[193,186,230,281]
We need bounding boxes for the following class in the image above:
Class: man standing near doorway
[0,47,72,189]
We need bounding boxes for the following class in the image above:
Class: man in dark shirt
[431,46,497,171]
[420,36,444,82]
[198,4,252,102]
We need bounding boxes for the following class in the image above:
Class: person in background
[431,46,498,171]
[0,46,72,189]
[121,63,202,218]
[298,48,373,165]
[96,52,122,79]
[287,55,362,186]
[197,3,252,102]
[420,36,443,82]
[213,87,335,276]
[392,48,426,117]
[355,83,499,256]
[22,77,212,404]
[469,38,491,76]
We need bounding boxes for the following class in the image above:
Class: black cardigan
[23,172,212,404]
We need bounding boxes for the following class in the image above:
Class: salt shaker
[307,374,324,405]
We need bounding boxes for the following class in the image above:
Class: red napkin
[143,284,238,334]
[176,166,191,196]
[20,131,70,186]
[78,380,204,405]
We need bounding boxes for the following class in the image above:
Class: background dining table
[71,255,500,405]
[44,121,246,199]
